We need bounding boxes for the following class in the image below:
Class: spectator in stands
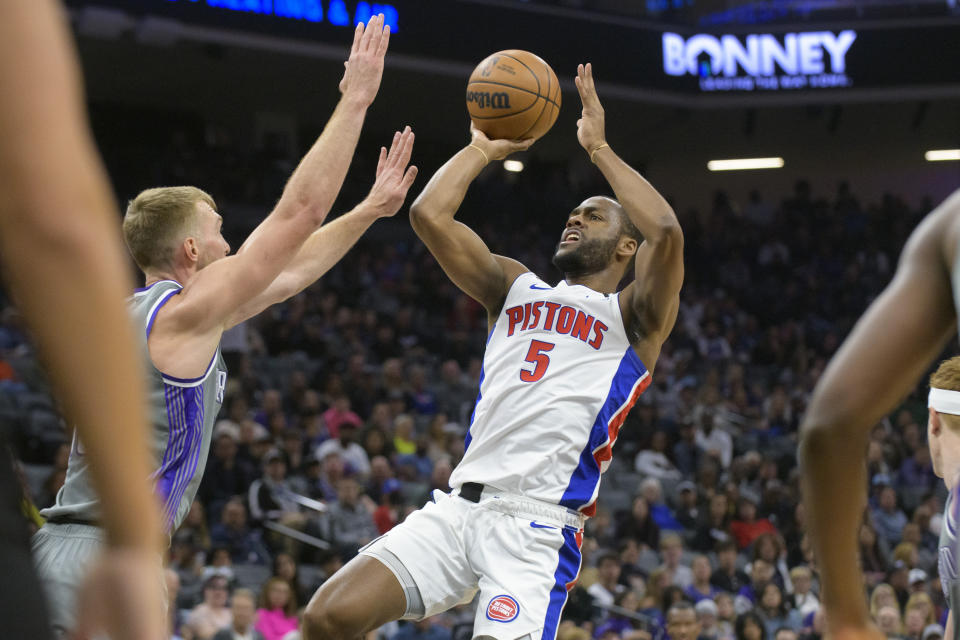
[715,593,736,640]
[315,476,378,556]
[773,629,797,640]
[255,577,298,640]
[635,431,683,481]
[212,588,265,640]
[735,611,766,640]
[674,421,703,476]
[751,534,792,594]
[200,421,258,514]
[693,493,733,552]
[873,485,909,545]
[434,359,474,421]
[901,524,936,574]
[694,407,733,469]
[593,590,643,639]
[904,592,935,625]
[314,420,370,478]
[587,552,626,608]
[641,478,683,531]
[248,449,305,527]
[756,582,802,638]
[211,497,271,565]
[321,395,362,440]
[272,552,312,610]
[666,602,702,640]
[675,481,701,530]
[739,558,778,604]
[875,605,903,638]
[870,583,900,620]
[711,540,750,594]
[903,606,927,640]
[616,496,661,551]
[186,574,233,640]
[373,477,404,534]
[859,520,892,586]
[181,500,212,551]
[308,451,344,502]
[697,598,722,640]
[789,566,819,617]
[686,555,720,603]
[730,497,777,550]
[661,533,694,588]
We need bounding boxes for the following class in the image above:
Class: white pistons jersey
[449,271,651,517]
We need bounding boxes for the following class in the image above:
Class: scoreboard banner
[67,1,960,100]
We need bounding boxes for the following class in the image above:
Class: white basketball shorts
[360,486,585,640]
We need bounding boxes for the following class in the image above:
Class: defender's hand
[360,127,418,218]
[338,14,390,107]
[575,63,606,154]
[469,125,534,163]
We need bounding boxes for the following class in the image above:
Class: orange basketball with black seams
[466,50,561,141]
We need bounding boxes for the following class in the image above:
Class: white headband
[929,388,960,416]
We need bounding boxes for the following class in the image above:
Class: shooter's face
[552,197,622,275]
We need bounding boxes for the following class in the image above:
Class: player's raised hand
[575,63,607,155]
[339,13,390,106]
[360,127,418,218]
[469,124,534,163]
[72,548,166,640]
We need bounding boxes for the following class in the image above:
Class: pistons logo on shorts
[486,594,520,622]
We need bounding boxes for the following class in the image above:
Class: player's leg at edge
[302,554,406,639]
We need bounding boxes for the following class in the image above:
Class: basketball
[466,50,561,141]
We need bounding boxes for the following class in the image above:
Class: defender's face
[552,196,622,274]
[195,201,230,269]
[929,410,944,478]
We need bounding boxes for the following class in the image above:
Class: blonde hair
[870,583,900,619]
[905,592,936,625]
[123,186,215,271]
[892,542,917,566]
[930,356,960,430]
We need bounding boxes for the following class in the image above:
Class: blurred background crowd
[0,110,953,640]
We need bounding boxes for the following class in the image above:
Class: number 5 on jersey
[521,340,555,382]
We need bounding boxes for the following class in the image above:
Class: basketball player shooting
[303,62,683,640]
[799,189,960,640]
[30,14,418,637]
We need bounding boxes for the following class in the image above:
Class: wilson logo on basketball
[486,595,520,622]
[466,90,512,110]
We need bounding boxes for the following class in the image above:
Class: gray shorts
[32,522,104,637]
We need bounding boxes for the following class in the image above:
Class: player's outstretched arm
[0,2,164,639]
[226,128,418,327]
[799,192,960,640]
[178,15,391,333]
[409,127,532,315]
[575,63,683,351]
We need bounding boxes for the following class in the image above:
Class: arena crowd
[0,120,949,640]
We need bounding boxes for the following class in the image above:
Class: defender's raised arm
[173,15,392,336]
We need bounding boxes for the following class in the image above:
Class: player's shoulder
[902,189,960,267]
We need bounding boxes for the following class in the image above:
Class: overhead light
[503,160,524,173]
[707,157,784,171]
[926,149,960,162]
